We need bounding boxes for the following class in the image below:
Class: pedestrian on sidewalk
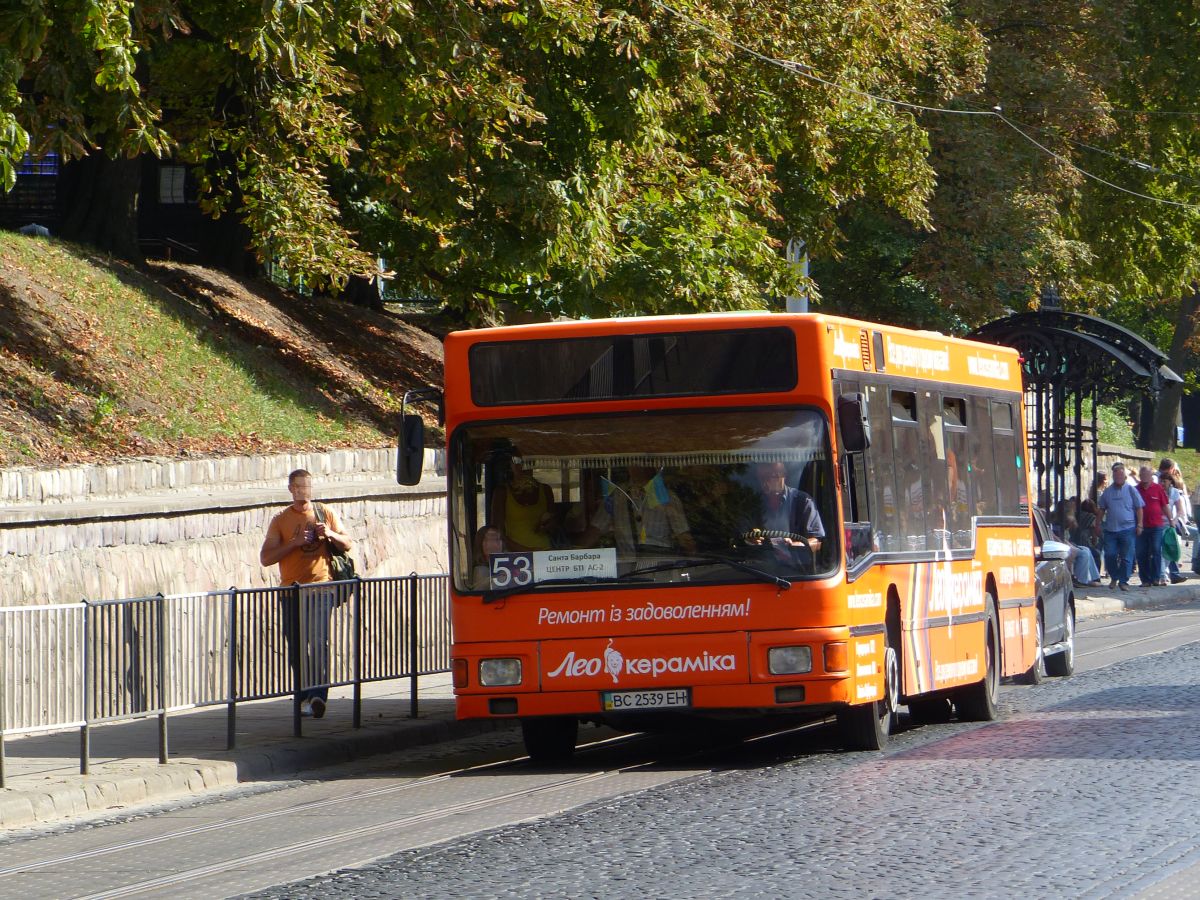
[1075,493,1104,573]
[1135,465,1171,587]
[1097,462,1143,591]
[259,469,353,718]
[1058,498,1102,586]
[1161,462,1191,583]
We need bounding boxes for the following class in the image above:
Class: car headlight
[768,646,813,675]
[479,658,523,687]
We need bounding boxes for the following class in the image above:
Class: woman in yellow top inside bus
[490,453,556,551]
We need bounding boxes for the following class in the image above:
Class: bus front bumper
[456,678,853,720]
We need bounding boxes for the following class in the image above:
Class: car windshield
[449,408,838,593]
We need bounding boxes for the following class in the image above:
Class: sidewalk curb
[1077,583,1200,620]
[1076,595,1127,618]
[0,715,514,832]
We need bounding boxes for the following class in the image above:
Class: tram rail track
[1076,609,1200,659]
[6,723,829,899]
[70,769,626,900]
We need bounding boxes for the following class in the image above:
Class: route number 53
[490,553,534,588]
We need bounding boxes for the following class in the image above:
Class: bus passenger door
[835,381,873,571]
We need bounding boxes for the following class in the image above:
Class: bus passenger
[472,525,506,589]
[744,462,825,567]
[490,453,556,552]
[580,466,696,557]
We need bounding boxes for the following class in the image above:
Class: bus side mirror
[397,414,425,485]
[838,392,871,453]
[397,387,442,485]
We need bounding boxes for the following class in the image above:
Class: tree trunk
[1144,284,1200,451]
[58,153,143,262]
[341,273,386,310]
[198,212,260,277]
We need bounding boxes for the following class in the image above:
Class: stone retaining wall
[0,448,399,506]
[0,450,448,607]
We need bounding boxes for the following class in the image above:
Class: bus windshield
[450,408,839,593]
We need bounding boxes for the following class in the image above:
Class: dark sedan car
[1022,507,1077,683]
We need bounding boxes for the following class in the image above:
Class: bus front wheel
[837,639,898,751]
[521,717,578,763]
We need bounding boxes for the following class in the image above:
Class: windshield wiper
[482,575,650,604]
[620,556,792,591]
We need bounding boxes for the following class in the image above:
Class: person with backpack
[1097,462,1144,591]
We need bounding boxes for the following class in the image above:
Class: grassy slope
[0,233,442,467]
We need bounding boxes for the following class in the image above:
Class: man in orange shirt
[260,469,352,718]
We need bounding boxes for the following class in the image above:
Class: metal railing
[0,573,450,788]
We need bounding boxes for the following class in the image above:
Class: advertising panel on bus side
[823,319,1024,394]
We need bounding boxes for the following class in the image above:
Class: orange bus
[399,313,1043,759]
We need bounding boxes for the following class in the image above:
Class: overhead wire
[993,115,1200,210]
[992,115,1200,192]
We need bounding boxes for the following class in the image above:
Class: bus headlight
[768,646,813,675]
[479,658,523,687]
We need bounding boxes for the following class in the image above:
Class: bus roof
[445,311,1019,359]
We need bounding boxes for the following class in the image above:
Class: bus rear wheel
[954,594,1000,722]
[838,640,898,751]
[521,717,578,763]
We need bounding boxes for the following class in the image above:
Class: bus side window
[991,400,1021,515]
[968,396,999,516]
[891,390,925,551]
[865,383,901,553]
[943,397,971,546]
[919,389,948,549]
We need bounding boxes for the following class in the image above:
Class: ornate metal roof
[971,309,1182,399]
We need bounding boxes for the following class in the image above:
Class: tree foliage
[811,0,1200,452]
[2,0,1199,353]
[0,0,986,317]
[0,0,394,281]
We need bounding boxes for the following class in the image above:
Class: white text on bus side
[929,568,983,614]
[999,566,1031,586]
[986,538,1033,558]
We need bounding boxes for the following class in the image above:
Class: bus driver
[744,462,825,568]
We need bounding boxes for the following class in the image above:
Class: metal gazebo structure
[971,299,1182,511]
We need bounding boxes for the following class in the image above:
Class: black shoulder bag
[315,502,357,582]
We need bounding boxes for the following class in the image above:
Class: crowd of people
[1048,458,1196,591]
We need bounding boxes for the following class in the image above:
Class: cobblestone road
[246,642,1200,899]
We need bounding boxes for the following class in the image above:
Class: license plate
[601,688,691,711]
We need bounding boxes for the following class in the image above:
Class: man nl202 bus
[399,313,1072,760]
